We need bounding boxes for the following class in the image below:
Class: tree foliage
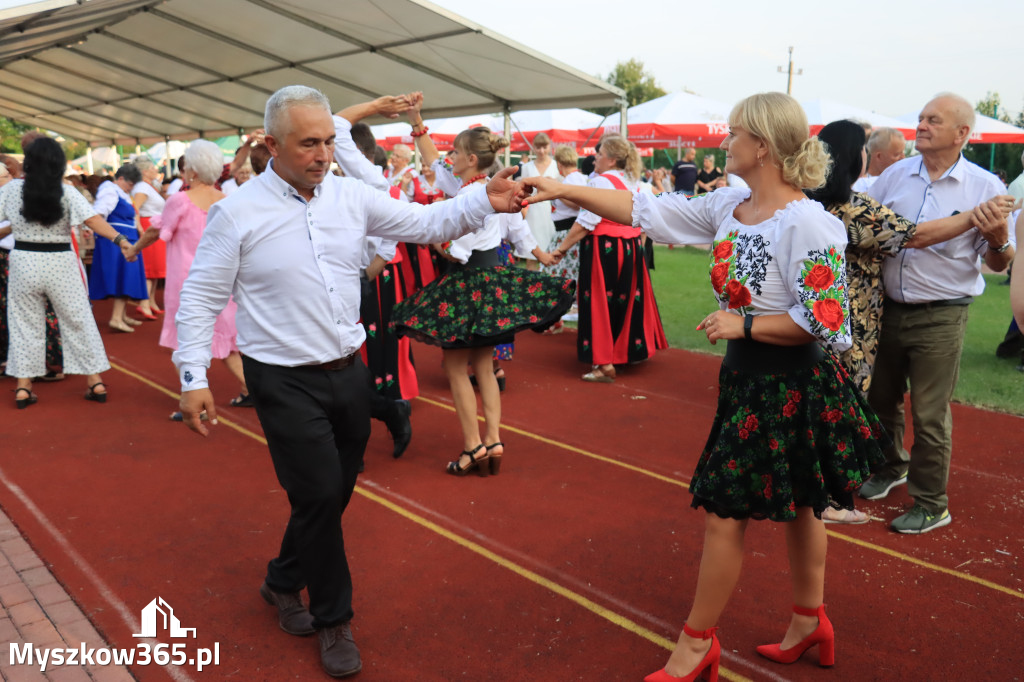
[0,116,35,153]
[589,58,666,117]
[961,91,1023,183]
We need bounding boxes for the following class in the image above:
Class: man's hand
[520,176,567,206]
[486,166,530,213]
[180,388,218,436]
[974,200,1012,246]
[373,95,413,120]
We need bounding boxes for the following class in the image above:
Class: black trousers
[242,354,371,628]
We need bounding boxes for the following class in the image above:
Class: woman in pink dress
[131,140,250,418]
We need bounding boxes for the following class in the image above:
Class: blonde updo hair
[598,134,643,182]
[453,127,510,172]
[729,92,831,190]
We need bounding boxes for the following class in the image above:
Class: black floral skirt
[690,345,888,522]
[392,261,576,349]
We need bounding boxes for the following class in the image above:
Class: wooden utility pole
[777,47,803,95]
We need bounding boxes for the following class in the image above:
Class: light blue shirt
[868,155,1010,303]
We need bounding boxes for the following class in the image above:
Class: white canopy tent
[0,0,625,165]
[801,98,917,138]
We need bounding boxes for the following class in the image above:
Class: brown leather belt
[313,352,358,371]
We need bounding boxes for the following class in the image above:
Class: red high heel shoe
[756,604,834,666]
[645,623,720,682]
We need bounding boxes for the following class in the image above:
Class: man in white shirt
[860,93,1016,534]
[1007,150,1024,201]
[852,127,906,193]
[173,85,526,677]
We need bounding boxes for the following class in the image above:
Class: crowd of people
[1,85,1022,680]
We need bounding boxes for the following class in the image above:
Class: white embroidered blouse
[633,186,852,349]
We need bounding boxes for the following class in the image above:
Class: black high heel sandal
[445,444,488,477]
[15,387,37,410]
[485,442,504,475]
[84,382,107,403]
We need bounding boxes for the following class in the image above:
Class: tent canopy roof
[0,0,623,146]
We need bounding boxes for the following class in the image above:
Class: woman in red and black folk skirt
[551,135,667,382]
[359,237,418,405]
[392,166,441,299]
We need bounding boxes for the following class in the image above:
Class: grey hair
[184,139,224,185]
[264,85,331,138]
[391,143,412,160]
[867,127,905,155]
[932,92,976,131]
[134,155,155,171]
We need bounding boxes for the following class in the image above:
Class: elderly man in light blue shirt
[859,93,1016,534]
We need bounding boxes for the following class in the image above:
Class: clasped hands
[974,195,1022,246]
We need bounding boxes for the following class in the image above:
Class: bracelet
[992,240,1012,254]
[113,234,126,246]
[743,314,754,341]
[410,125,429,138]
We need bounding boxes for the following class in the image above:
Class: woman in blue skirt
[89,164,148,332]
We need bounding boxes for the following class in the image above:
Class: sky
[431,0,1024,120]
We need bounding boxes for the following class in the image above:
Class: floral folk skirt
[392,261,576,350]
[689,348,888,522]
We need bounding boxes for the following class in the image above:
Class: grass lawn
[648,246,1024,416]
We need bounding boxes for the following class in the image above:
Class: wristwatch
[993,241,1012,253]
[744,314,754,341]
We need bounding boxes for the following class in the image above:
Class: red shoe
[645,623,720,682]
[756,604,834,666]
[134,306,158,320]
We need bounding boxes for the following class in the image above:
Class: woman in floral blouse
[393,94,574,477]
[808,120,996,396]
[806,120,1004,524]
[524,93,887,682]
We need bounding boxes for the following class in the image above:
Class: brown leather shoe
[259,582,315,636]
[318,622,361,678]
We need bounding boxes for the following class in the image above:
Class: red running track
[1,301,1022,681]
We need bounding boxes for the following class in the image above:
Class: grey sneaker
[858,471,908,500]
[890,505,952,534]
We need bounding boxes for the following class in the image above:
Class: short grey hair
[932,92,976,131]
[391,143,412,161]
[184,139,224,185]
[867,127,905,155]
[264,85,331,138]
[134,155,155,171]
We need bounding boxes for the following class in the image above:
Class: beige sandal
[822,507,870,524]
[581,365,615,383]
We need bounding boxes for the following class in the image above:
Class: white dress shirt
[868,155,1010,303]
[332,116,397,267]
[93,181,132,222]
[173,159,494,391]
[851,175,877,193]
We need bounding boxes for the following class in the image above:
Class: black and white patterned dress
[0,181,111,378]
